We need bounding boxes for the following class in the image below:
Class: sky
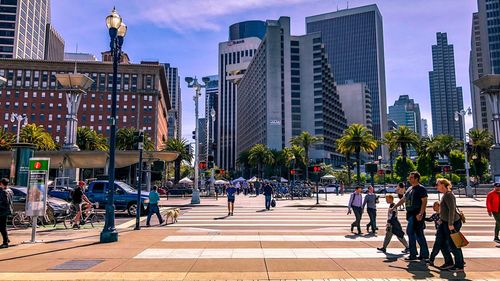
[52,0,478,140]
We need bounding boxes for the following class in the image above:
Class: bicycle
[62,203,104,229]
[11,211,47,229]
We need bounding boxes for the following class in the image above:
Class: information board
[26,158,50,217]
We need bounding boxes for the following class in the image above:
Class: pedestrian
[425,201,443,266]
[235,181,241,195]
[339,181,345,196]
[486,182,500,243]
[396,182,406,211]
[146,186,163,227]
[391,171,429,261]
[377,194,409,253]
[226,184,236,216]
[435,178,464,272]
[363,185,378,233]
[255,181,261,196]
[347,186,363,235]
[0,178,13,248]
[263,182,273,210]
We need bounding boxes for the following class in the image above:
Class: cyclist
[71,181,92,229]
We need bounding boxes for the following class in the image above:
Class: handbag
[450,230,469,248]
[456,207,466,223]
[271,198,276,208]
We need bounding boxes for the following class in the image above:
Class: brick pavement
[0,193,498,280]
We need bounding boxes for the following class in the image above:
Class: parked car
[49,180,149,216]
[11,186,71,223]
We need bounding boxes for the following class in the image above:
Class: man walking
[392,171,429,261]
[226,184,236,216]
[348,186,363,235]
[487,183,500,243]
[146,186,163,226]
[0,178,13,248]
[263,182,273,210]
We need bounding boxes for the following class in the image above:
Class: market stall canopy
[215,180,229,185]
[321,174,336,180]
[0,150,179,169]
[280,177,288,183]
[232,177,246,183]
[247,176,258,182]
[179,177,193,184]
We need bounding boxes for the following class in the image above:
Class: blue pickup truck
[49,180,149,216]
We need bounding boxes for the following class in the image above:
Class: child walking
[377,195,409,253]
[425,201,442,266]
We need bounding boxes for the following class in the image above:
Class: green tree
[163,138,192,183]
[394,156,416,181]
[384,126,420,181]
[336,124,378,185]
[433,134,459,161]
[237,150,251,179]
[290,131,323,180]
[449,149,465,172]
[19,124,56,151]
[76,127,108,151]
[468,129,493,182]
[116,128,154,151]
[0,129,15,151]
[248,144,274,179]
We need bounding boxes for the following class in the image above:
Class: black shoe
[438,263,454,270]
[402,248,410,254]
[228,212,231,216]
[146,224,151,227]
[449,266,464,273]
[351,225,354,232]
[357,231,362,235]
[404,256,418,261]
[159,220,164,225]
[376,247,386,253]
[230,213,233,216]
[72,224,80,229]
[494,237,500,243]
[0,244,7,249]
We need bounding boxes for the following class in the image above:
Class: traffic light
[443,165,451,173]
[132,131,144,150]
[308,165,321,173]
[220,169,225,175]
[199,161,207,170]
[192,130,196,140]
[290,169,296,175]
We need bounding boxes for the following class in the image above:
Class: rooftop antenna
[347,1,349,9]
[74,43,78,74]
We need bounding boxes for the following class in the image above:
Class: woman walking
[363,185,378,233]
[435,178,464,272]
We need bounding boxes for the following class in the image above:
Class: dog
[173,208,180,223]
[164,208,181,225]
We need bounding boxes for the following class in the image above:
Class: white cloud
[128,0,314,32]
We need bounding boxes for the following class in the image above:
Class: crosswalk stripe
[161,234,497,242]
[134,247,500,259]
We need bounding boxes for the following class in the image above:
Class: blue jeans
[146,204,162,225]
[407,215,429,258]
[441,220,465,268]
[366,208,377,232]
[265,195,271,210]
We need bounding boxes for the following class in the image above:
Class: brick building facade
[0,59,171,150]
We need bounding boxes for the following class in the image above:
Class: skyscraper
[44,23,64,61]
[0,0,51,59]
[217,21,266,170]
[306,4,388,158]
[237,17,347,166]
[163,63,182,140]
[421,118,429,137]
[429,32,464,140]
[336,82,372,131]
[198,118,207,162]
[469,1,497,131]
[388,95,421,135]
[205,75,218,163]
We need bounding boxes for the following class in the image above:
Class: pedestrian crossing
[133,204,500,260]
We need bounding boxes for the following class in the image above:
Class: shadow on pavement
[0,241,100,262]
[213,215,230,220]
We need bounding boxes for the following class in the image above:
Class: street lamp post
[100,7,127,243]
[473,75,500,185]
[454,107,472,198]
[185,76,210,204]
[10,113,28,143]
[210,107,216,197]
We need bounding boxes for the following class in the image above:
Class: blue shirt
[227,187,236,199]
[349,192,362,209]
[149,191,160,204]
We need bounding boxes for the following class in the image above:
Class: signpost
[26,158,50,243]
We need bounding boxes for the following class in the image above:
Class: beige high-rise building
[0,0,51,59]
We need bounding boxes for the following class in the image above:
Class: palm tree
[336,136,354,185]
[384,126,420,182]
[163,138,192,183]
[290,131,323,180]
[116,127,154,151]
[248,144,274,179]
[337,124,378,185]
[19,124,56,151]
[468,129,493,181]
[76,127,108,151]
[433,134,459,162]
[237,150,251,178]
[0,129,15,151]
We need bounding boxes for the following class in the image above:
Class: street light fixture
[185,76,209,204]
[101,7,126,244]
[10,113,28,143]
[209,107,216,197]
[454,107,472,198]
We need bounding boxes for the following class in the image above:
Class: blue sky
[52,0,477,140]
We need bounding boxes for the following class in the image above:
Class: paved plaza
[0,194,499,280]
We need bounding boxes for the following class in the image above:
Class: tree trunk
[174,159,181,183]
[402,143,407,182]
[305,148,309,181]
[356,147,361,185]
[346,153,352,186]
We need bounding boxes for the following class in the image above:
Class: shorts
[227,198,235,203]
[71,202,83,212]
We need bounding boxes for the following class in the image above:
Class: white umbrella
[215,180,228,185]
[321,174,336,180]
[179,177,193,184]
[232,177,246,184]
[248,176,258,182]
[280,177,288,183]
